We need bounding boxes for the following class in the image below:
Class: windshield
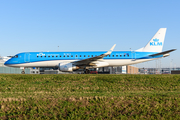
[13,55,18,58]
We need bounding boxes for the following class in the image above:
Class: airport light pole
[159,59,161,74]
[155,60,157,74]
[175,63,176,70]
[169,56,171,73]
[170,59,173,73]
[172,59,173,70]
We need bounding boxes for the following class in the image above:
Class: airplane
[4,28,176,74]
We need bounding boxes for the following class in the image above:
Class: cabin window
[84,55,86,57]
[112,55,114,57]
[37,56,39,57]
[124,55,125,57]
[41,56,42,57]
[48,56,50,57]
[52,56,54,57]
[45,56,46,57]
[67,55,69,57]
[76,55,77,57]
[109,55,110,57]
[88,55,90,57]
[63,55,65,57]
[120,55,122,57]
[92,55,93,57]
[60,55,61,57]
[71,55,73,57]
[116,55,118,57]
[56,56,58,57]
[127,55,129,57]
[80,55,81,57]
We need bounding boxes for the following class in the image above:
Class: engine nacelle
[59,62,79,72]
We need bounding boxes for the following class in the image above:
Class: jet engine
[58,62,79,72]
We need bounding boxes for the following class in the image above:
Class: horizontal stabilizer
[149,49,176,56]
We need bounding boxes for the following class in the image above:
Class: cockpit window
[13,55,18,58]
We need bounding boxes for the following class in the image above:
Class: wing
[73,44,116,66]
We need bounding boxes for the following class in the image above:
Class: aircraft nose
[4,61,8,65]
[4,60,10,66]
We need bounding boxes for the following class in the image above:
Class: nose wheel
[21,70,25,74]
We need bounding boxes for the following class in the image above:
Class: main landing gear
[84,69,90,74]
[21,67,25,74]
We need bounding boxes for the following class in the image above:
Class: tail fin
[136,28,167,52]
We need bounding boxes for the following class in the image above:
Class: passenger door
[24,53,30,62]
[131,51,136,61]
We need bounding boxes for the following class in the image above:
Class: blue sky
[0,0,179,68]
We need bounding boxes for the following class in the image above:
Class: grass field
[0,74,180,119]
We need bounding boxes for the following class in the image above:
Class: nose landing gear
[21,70,25,74]
[20,67,25,74]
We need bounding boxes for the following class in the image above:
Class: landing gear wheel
[21,71,25,74]
[85,69,90,74]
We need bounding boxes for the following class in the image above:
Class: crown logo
[153,38,159,42]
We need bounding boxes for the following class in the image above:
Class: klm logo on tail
[150,38,162,46]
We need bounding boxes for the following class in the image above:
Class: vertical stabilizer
[136,28,167,52]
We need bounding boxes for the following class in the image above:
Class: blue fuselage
[4,51,162,68]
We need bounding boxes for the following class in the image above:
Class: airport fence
[0,67,30,74]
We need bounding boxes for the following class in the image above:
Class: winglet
[105,44,116,55]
